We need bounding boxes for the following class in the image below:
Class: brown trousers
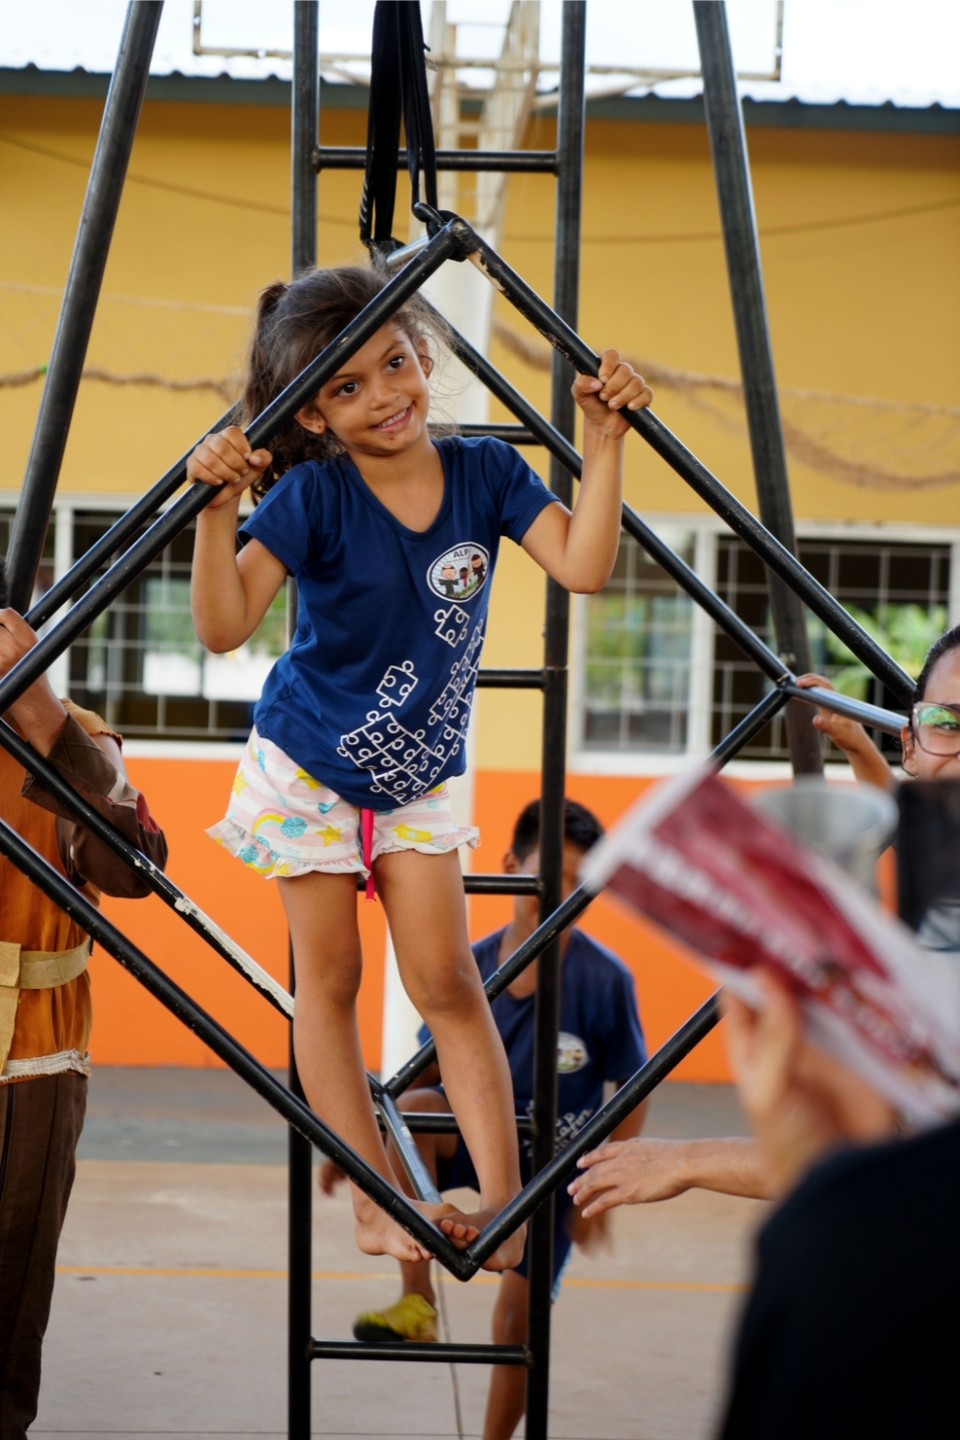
[0,1073,86,1440]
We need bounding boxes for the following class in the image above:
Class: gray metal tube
[7,1,162,611]
[693,0,823,775]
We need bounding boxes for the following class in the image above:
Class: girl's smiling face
[294,322,432,459]
[901,646,960,781]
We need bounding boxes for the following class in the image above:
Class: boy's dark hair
[913,625,960,707]
[510,798,605,863]
[242,265,449,498]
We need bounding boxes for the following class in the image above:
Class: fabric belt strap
[0,939,91,1074]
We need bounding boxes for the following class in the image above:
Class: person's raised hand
[568,1137,697,1217]
[0,609,68,754]
[572,350,653,438]
[794,673,894,788]
[186,426,272,511]
[795,673,868,752]
[723,969,896,1197]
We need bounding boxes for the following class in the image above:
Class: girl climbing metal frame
[0,4,915,1438]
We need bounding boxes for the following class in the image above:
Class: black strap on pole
[359,1,441,255]
[6,0,162,613]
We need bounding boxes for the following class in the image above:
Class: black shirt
[720,1119,960,1439]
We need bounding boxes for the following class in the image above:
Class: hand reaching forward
[568,1138,703,1217]
[572,350,653,438]
[186,425,273,511]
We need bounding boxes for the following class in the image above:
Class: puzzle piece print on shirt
[428,621,485,727]
[376,660,418,709]
[434,605,470,648]
[338,621,483,805]
[338,710,463,805]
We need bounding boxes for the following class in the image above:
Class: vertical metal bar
[289,6,318,1436]
[288,939,313,1440]
[6,1,162,612]
[292,1,320,278]
[693,0,822,776]
[526,7,585,1438]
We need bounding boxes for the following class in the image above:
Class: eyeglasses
[911,701,960,756]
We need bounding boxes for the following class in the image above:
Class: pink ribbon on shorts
[361,807,376,901]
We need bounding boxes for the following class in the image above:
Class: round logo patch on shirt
[427,542,490,603]
[557,1031,590,1074]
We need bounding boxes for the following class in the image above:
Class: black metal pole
[289,8,319,1434]
[526,9,585,1437]
[7,1,162,612]
[0,218,470,717]
[693,0,821,776]
[287,943,312,1440]
[467,995,721,1269]
[0,811,475,1275]
[314,145,558,173]
[24,405,237,631]
[461,233,915,709]
[0,715,292,1015]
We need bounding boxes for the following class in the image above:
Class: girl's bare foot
[440,1206,527,1271]
[354,1198,461,1264]
[355,1204,432,1263]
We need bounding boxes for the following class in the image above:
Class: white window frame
[569,513,960,780]
[0,489,261,757]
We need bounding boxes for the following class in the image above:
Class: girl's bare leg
[278,869,446,1263]
[375,848,526,1270]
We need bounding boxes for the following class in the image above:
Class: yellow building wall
[0,89,956,1074]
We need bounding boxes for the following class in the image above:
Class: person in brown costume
[0,567,168,1440]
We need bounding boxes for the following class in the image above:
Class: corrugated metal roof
[1,0,957,114]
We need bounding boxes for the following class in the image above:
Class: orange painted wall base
[95,759,749,1081]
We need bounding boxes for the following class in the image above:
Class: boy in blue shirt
[328,798,647,1440]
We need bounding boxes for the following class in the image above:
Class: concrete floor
[34,1072,763,1440]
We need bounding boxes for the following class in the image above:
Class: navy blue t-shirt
[420,927,647,1158]
[239,436,557,810]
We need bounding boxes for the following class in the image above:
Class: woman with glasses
[795,623,960,787]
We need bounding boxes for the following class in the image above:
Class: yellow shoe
[353,1292,439,1343]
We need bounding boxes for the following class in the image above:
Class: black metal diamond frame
[3,4,915,1438]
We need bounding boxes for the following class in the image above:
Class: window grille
[712,537,951,761]
[67,511,287,740]
[581,531,695,752]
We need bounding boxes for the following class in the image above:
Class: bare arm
[0,613,168,896]
[568,1135,769,1218]
[521,352,652,594]
[188,426,288,652]
[0,609,70,755]
[565,1092,650,1248]
[794,673,895,790]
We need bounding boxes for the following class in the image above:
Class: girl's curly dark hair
[242,265,448,498]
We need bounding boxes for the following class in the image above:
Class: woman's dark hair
[913,625,960,706]
[242,265,448,498]
[510,798,605,863]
